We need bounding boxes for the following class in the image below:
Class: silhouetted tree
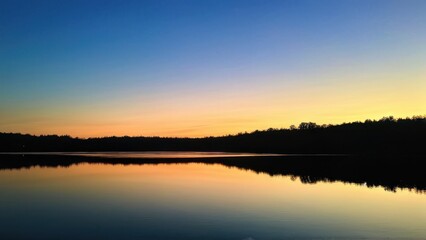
[298,122,318,130]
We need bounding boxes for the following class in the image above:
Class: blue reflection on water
[0,161,425,239]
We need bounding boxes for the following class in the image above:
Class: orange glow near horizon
[1,71,425,138]
[1,0,426,138]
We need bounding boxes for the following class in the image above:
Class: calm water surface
[2,151,284,158]
[0,153,425,239]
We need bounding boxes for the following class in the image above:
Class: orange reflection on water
[62,151,282,158]
[0,163,425,239]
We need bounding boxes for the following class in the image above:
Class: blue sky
[1,0,425,137]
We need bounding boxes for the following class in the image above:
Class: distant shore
[1,116,425,154]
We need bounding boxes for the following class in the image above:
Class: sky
[1,0,425,138]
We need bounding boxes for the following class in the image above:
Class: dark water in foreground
[0,152,425,239]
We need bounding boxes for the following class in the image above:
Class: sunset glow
[1,0,425,137]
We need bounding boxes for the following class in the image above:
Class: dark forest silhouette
[0,154,424,193]
[1,116,425,154]
[1,116,425,193]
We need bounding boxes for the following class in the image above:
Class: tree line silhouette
[0,116,425,154]
[0,154,424,193]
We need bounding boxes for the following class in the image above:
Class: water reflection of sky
[63,151,284,158]
[2,151,285,158]
[0,163,425,239]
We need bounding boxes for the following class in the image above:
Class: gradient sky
[1,0,425,137]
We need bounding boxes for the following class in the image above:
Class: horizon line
[2,115,424,140]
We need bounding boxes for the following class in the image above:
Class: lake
[0,152,425,239]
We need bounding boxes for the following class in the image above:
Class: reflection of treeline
[0,154,424,193]
[1,116,425,153]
